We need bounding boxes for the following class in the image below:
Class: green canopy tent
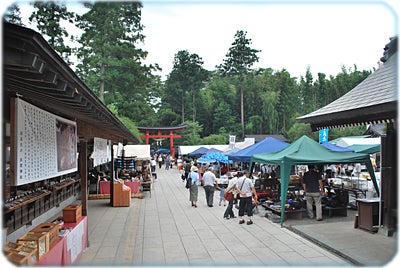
[250,135,380,226]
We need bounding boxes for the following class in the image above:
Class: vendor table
[99,181,140,194]
[357,198,381,232]
[37,216,87,266]
[261,203,305,220]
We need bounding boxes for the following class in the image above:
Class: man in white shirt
[202,167,219,207]
[236,170,257,225]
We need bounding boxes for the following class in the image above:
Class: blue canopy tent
[203,147,222,154]
[229,137,289,162]
[188,147,208,157]
[321,142,355,152]
[155,148,170,154]
[251,135,379,226]
[197,152,229,163]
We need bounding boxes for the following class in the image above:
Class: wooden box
[7,244,38,265]
[31,222,60,248]
[63,204,82,223]
[17,231,49,259]
[113,181,131,207]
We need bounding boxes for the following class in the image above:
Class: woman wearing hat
[188,165,200,207]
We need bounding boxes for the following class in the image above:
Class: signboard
[93,137,111,166]
[13,98,77,186]
[319,129,329,144]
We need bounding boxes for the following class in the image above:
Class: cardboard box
[63,204,82,223]
[31,222,60,248]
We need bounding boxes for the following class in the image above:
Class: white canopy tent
[113,144,151,160]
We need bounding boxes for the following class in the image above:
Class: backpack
[185,173,192,189]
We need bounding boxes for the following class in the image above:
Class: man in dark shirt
[302,165,325,221]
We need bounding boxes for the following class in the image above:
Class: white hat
[191,166,198,172]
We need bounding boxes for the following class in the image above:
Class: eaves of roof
[3,22,139,143]
[297,51,398,131]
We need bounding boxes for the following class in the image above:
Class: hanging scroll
[13,98,77,186]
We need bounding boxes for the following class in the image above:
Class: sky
[3,0,399,80]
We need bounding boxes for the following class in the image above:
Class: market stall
[251,135,380,225]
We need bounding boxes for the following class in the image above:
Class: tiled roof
[297,50,397,131]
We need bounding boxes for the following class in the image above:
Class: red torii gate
[137,126,186,157]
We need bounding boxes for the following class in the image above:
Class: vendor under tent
[346,144,381,154]
[229,137,289,163]
[250,135,380,226]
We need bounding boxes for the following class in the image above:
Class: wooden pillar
[79,140,88,217]
[381,122,397,236]
[110,144,115,206]
[145,130,150,144]
[169,130,175,157]
[79,140,89,248]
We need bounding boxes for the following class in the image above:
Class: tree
[29,1,74,64]
[164,50,209,123]
[217,30,260,137]
[75,1,161,124]
[3,3,24,25]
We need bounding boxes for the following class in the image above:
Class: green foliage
[107,103,142,143]
[21,0,376,146]
[164,50,210,123]
[75,0,161,122]
[217,30,261,76]
[29,1,74,63]
[179,121,203,145]
[201,134,228,145]
[3,3,24,25]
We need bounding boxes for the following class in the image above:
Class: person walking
[202,167,219,207]
[165,154,171,170]
[236,170,257,225]
[302,164,325,221]
[223,172,238,219]
[188,165,199,207]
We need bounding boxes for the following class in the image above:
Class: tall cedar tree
[217,30,260,138]
[29,1,74,64]
[164,50,209,123]
[75,1,160,124]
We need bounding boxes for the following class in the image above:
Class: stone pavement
[77,166,397,267]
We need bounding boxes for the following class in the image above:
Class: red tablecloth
[36,236,64,265]
[36,216,87,266]
[99,181,139,194]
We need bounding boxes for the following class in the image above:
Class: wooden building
[2,22,139,243]
[298,37,398,236]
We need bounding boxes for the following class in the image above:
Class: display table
[357,198,381,232]
[99,180,140,194]
[261,203,305,220]
[37,216,87,266]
